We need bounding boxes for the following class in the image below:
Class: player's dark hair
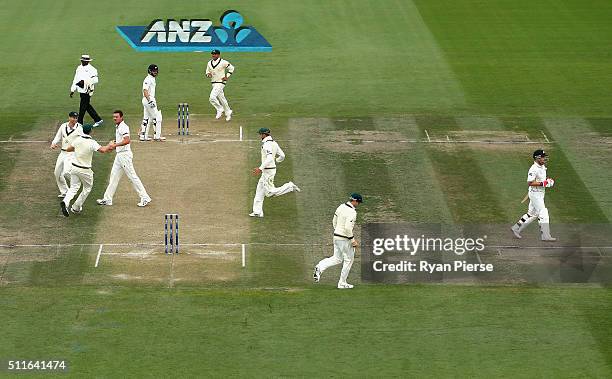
[113,110,123,117]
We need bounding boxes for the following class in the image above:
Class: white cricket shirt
[259,136,285,170]
[72,135,101,168]
[333,202,357,240]
[527,162,547,193]
[114,121,132,154]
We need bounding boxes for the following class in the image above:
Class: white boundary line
[541,130,551,143]
[94,244,103,268]
[242,244,246,267]
[424,129,431,143]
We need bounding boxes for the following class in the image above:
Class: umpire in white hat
[70,54,103,127]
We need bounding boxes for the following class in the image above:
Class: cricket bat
[520,193,529,204]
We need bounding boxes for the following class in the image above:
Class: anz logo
[116,10,271,52]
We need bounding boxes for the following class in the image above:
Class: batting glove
[543,178,555,188]
[148,100,156,109]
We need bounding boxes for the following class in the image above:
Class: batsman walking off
[250,128,301,218]
[50,111,83,198]
[206,49,234,121]
[313,193,363,289]
[96,110,152,207]
[511,149,556,241]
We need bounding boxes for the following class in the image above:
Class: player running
[250,128,301,218]
[50,111,83,198]
[206,49,234,121]
[511,149,556,241]
[139,64,165,141]
[313,193,363,289]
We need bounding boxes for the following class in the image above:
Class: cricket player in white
[250,128,301,218]
[139,64,165,141]
[96,110,152,207]
[60,124,114,217]
[511,149,556,241]
[50,111,83,198]
[205,49,234,121]
[313,193,363,289]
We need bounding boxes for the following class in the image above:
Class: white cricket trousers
[252,168,295,215]
[316,239,355,285]
[515,190,554,239]
[63,165,94,210]
[209,83,231,113]
[54,150,74,194]
[102,152,150,202]
[528,191,549,223]
[140,98,163,139]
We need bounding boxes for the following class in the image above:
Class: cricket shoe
[313,266,321,282]
[60,201,69,217]
[57,193,66,198]
[511,225,522,239]
[541,236,557,242]
[92,119,104,128]
[291,182,301,192]
[71,206,82,214]
[225,110,232,121]
[96,199,112,206]
[153,137,166,142]
[137,198,152,207]
[139,135,152,141]
[249,212,263,218]
[215,110,224,120]
[337,282,354,289]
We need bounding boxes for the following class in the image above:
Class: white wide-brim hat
[80,54,92,61]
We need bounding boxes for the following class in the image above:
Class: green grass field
[1,0,612,376]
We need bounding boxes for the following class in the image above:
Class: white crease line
[540,130,551,143]
[0,140,48,143]
[1,243,611,250]
[94,244,103,267]
[0,139,556,146]
[424,129,431,143]
[242,244,246,267]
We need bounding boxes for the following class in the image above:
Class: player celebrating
[50,111,83,198]
[139,64,165,142]
[96,110,152,207]
[313,193,363,289]
[250,128,301,218]
[205,49,234,121]
[511,149,556,241]
[69,54,103,127]
[60,124,114,217]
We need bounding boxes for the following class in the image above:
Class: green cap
[257,127,271,134]
[82,124,93,135]
[350,193,363,203]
